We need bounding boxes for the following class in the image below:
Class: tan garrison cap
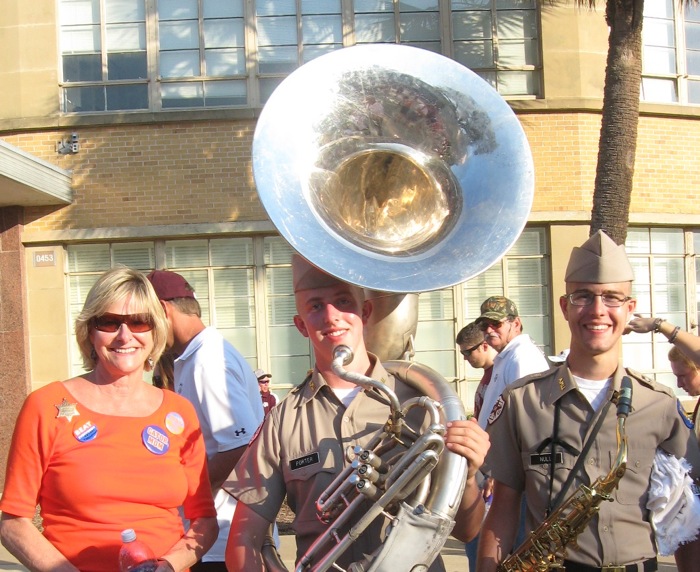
[565,230,634,283]
[292,254,343,292]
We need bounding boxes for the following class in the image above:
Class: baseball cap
[565,230,634,283]
[254,368,271,380]
[475,296,519,323]
[147,270,196,301]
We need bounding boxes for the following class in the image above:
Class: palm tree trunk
[589,0,644,245]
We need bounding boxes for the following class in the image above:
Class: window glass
[623,228,688,392]
[106,84,148,109]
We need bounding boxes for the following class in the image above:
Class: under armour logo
[235,428,247,437]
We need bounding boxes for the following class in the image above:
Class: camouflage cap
[565,230,634,283]
[475,296,519,323]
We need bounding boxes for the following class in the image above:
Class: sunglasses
[478,319,509,332]
[258,379,270,384]
[460,342,483,357]
[91,313,154,333]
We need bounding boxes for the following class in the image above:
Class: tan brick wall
[8,120,263,232]
[8,111,700,234]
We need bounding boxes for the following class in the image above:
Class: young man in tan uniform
[224,255,490,571]
[478,230,700,572]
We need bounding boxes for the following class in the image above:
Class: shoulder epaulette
[625,367,675,397]
[291,370,314,394]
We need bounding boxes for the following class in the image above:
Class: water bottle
[118,529,159,572]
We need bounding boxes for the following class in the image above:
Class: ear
[293,314,309,338]
[361,300,373,324]
[559,295,569,316]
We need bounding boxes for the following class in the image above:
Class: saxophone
[497,377,634,572]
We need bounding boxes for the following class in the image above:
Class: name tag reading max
[290,452,320,471]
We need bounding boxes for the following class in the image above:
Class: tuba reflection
[253,44,534,571]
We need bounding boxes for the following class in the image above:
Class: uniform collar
[543,363,625,407]
[295,352,393,406]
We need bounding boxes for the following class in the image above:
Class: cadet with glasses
[0,267,217,572]
[478,231,700,572]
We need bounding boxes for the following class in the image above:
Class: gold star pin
[309,380,315,392]
[558,378,565,391]
[55,398,80,421]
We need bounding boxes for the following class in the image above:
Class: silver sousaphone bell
[253,43,534,295]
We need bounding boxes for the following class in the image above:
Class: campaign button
[165,412,184,435]
[73,421,98,443]
[142,425,170,455]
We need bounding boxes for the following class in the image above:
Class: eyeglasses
[91,313,154,333]
[565,291,632,308]
[460,342,482,357]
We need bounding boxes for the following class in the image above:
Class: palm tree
[588,0,645,245]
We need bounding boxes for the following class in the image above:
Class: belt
[563,558,657,572]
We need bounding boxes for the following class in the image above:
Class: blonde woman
[0,268,217,572]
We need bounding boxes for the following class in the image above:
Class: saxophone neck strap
[547,395,615,515]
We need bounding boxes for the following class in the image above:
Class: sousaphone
[253,44,534,572]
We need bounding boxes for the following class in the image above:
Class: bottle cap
[121,529,137,543]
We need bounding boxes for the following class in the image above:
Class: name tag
[290,452,320,471]
[530,452,563,466]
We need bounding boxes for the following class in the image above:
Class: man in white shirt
[475,296,549,429]
[148,270,264,572]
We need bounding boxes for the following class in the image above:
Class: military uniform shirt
[226,356,447,571]
[486,364,700,567]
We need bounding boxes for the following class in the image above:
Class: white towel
[646,450,700,555]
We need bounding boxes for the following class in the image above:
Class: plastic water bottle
[118,529,159,572]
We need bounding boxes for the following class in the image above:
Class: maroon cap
[147,270,196,301]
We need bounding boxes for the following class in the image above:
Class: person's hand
[444,418,490,480]
[624,313,657,335]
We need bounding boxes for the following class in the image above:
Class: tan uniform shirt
[226,357,446,571]
[486,364,700,567]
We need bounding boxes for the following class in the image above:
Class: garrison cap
[292,254,344,293]
[565,230,634,283]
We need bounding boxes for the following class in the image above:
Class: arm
[207,445,247,492]
[476,481,522,572]
[444,417,490,542]
[0,513,79,572]
[225,501,273,572]
[626,314,700,364]
[158,516,218,572]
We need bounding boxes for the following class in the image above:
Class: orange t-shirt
[0,381,216,572]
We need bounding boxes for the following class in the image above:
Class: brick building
[1,1,700,486]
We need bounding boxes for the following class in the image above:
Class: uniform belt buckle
[600,567,625,572]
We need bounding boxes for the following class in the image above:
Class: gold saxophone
[497,378,634,572]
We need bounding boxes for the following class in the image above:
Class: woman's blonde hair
[75,267,168,371]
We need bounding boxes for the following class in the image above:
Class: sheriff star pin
[55,398,80,421]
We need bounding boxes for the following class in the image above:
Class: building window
[451,0,540,96]
[622,227,697,394]
[642,0,700,104]
[158,0,247,108]
[60,0,149,112]
[58,0,542,113]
